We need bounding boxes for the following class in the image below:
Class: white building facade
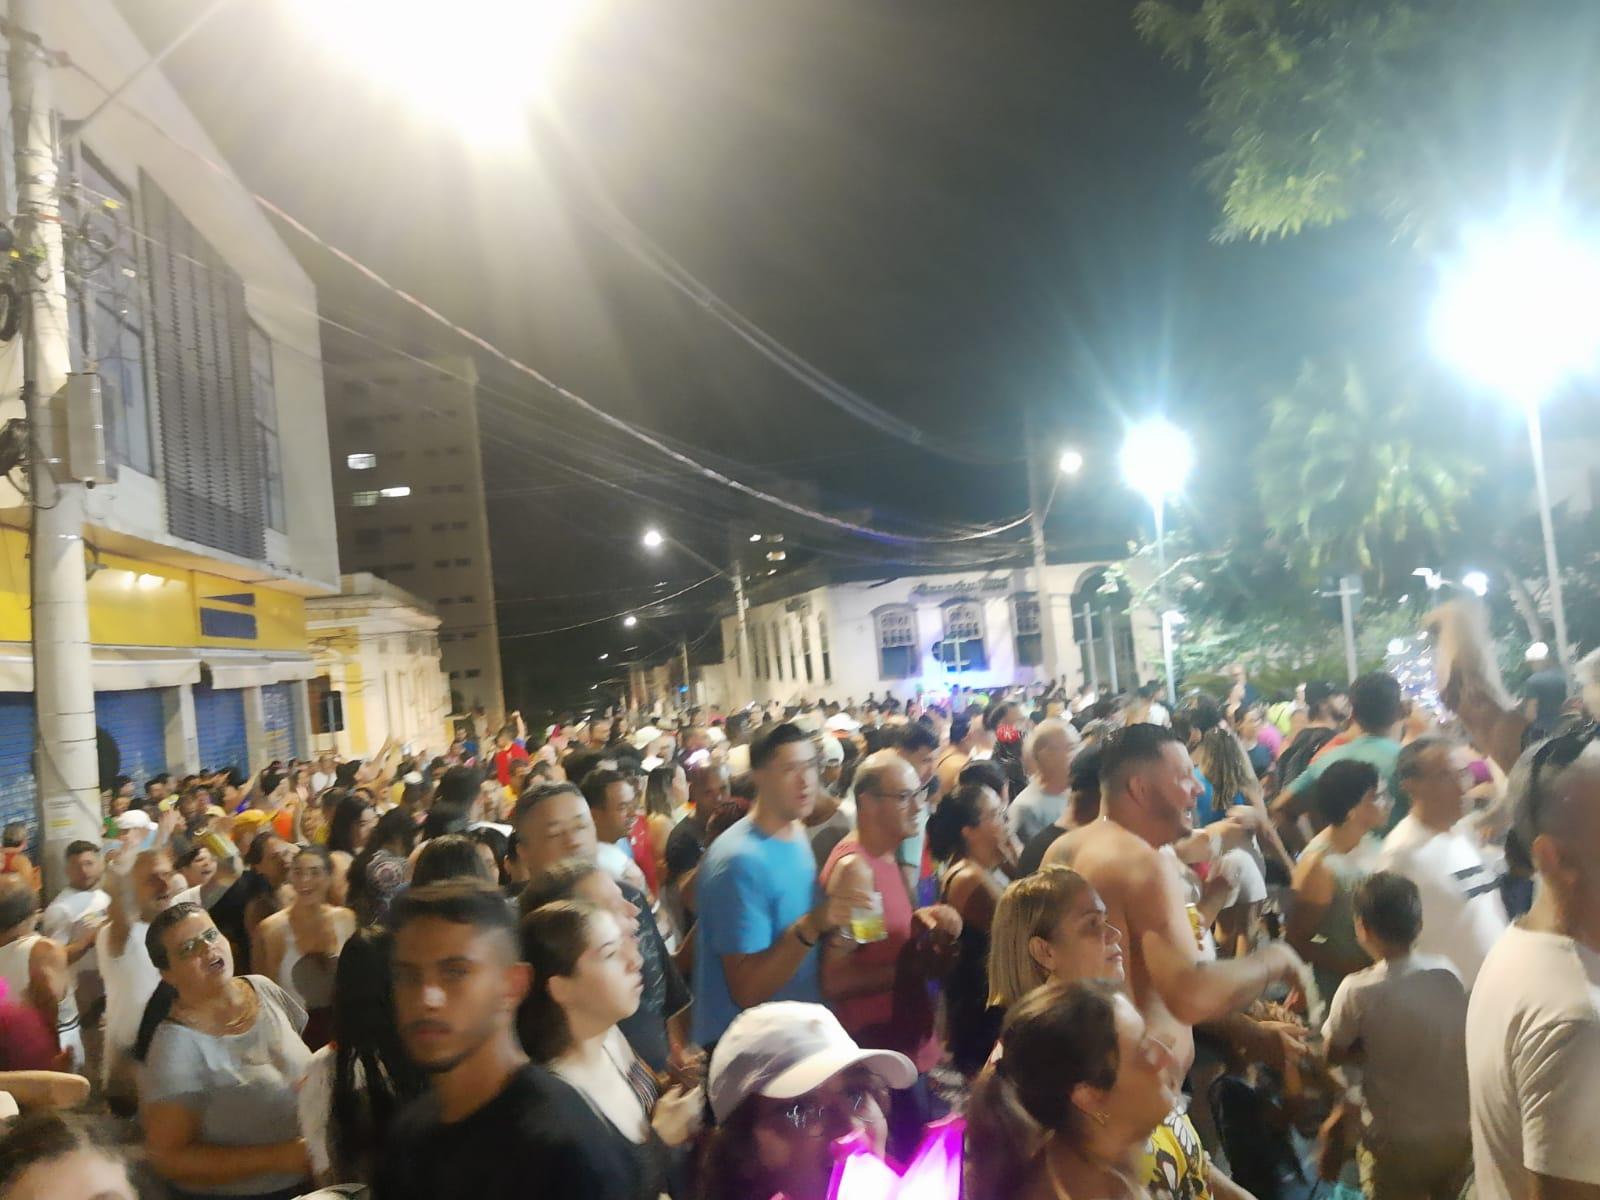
[717,560,1161,708]
[306,575,452,760]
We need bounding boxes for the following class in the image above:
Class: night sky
[122,0,1402,714]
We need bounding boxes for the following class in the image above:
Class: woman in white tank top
[255,846,354,1049]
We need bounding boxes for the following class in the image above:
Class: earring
[1092,1111,1109,1127]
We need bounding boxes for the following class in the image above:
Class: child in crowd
[1322,871,1472,1200]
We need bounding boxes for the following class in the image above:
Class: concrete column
[167,683,199,775]
[242,685,266,771]
[291,679,313,761]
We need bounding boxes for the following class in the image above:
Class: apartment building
[324,354,504,728]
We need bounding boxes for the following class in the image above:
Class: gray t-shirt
[141,975,312,1196]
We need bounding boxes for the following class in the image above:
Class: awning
[0,644,203,693]
[201,655,318,689]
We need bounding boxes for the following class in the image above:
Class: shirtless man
[1043,722,1304,1071]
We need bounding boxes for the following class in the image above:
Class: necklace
[176,979,257,1036]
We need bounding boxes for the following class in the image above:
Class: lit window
[379,485,411,499]
[352,490,378,507]
[937,600,988,672]
[347,452,376,470]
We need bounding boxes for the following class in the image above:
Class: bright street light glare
[1462,570,1490,597]
[748,534,762,543]
[642,529,664,550]
[1431,215,1600,406]
[1119,418,1192,504]
[598,653,608,661]
[1058,448,1085,475]
[1526,641,1551,662]
[286,0,585,146]
[1387,638,1408,655]
[623,615,638,628]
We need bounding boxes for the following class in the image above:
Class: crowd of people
[0,600,1596,1200]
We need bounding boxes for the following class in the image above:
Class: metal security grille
[95,689,168,789]
[0,695,35,833]
[141,175,266,560]
[261,682,300,763]
[193,685,249,777]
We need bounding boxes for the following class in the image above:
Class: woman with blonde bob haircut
[987,866,1125,1011]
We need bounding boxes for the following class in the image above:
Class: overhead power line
[55,49,1031,548]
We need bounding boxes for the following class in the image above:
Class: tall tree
[1253,356,1482,583]
[1133,0,1600,242]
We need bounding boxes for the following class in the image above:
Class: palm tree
[1254,356,1482,587]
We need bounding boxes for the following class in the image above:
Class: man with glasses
[1467,725,1600,1199]
[818,751,960,1154]
[1377,735,1507,989]
[692,723,870,1050]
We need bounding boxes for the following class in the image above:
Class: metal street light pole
[1026,442,1061,688]
[1525,407,1575,676]
[1154,499,1176,706]
[643,528,752,706]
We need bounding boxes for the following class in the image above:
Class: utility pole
[680,639,692,711]
[729,557,751,707]
[12,0,101,894]
[1025,421,1061,689]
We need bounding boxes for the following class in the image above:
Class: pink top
[820,835,940,1072]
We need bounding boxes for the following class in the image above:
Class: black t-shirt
[374,1063,641,1200]
[207,870,270,973]
[1017,822,1069,877]
[618,881,690,1072]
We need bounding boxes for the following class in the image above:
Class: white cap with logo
[707,1001,916,1122]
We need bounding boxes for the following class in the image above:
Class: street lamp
[1058,448,1085,476]
[623,615,638,628]
[642,526,750,707]
[1431,214,1600,678]
[641,528,665,550]
[287,0,586,145]
[1120,417,1193,705]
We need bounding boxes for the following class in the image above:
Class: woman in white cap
[700,1001,917,1200]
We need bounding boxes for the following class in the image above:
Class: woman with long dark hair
[345,807,418,927]
[294,928,427,1186]
[255,847,354,1050]
[927,782,1009,1075]
[965,980,1179,1200]
[324,791,377,908]
[519,901,701,1200]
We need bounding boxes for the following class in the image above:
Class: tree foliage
[1253,356,1482,583]
[1133,0,1600,242]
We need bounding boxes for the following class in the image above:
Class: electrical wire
[498,572,721,640]
[53,50,1034,547]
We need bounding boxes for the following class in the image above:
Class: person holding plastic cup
[819,750,961,1156]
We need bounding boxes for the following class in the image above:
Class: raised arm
[1129,851,1302,1027]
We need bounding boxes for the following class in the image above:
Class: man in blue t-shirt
[1284,671,1406,830]
[692,723,869,1047]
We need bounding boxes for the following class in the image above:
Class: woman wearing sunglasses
[135,902,311,1199]
[700,1001,916,1200]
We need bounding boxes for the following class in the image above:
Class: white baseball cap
[708,1002,915,1122]
[818,734,845,767]
[825,713,861,734]
[115,810,155,833]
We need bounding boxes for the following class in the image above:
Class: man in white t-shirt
[39,840,110,1068]
[1467,730,1600,1200]
[1377,735,1507,989]
[1005,718,1080,845]
[96,847,185,1112]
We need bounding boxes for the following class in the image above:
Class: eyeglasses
[864,788,919,807]
[176,926,222,960]
[773,1083,881,1136]
[1527,721,1598,840]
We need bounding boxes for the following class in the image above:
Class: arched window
[1072,568,1136,691]
[937,600,988,672]
[874,605,918,680]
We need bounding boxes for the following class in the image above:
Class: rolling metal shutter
[0,695,35,833]
[193,685,248,777]
[261,682,300,763]
[141,175,265,560]
[95,689,168,790]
